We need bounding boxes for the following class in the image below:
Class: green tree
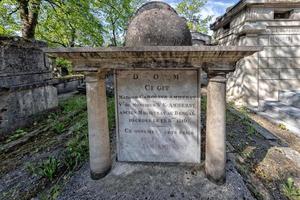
[36,0,104,47]
[176,0,212,34]
[0,0,21,36]
[0,0,143,46]
[0,0,55,39]
[95,0,146,46]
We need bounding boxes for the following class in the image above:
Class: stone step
[279,90,300,109]
[259,102,300,137]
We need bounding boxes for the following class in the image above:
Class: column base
[206,173,226,185]
[90,167,111,180]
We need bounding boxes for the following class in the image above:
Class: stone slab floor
[57,159,254,200]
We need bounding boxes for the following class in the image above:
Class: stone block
[259,79,280,101]
[269,35,300,46]
[0,85,58,138]
[260,58,300,69]
[259,47,300,58]
[238,36,258,46]
[259,68,280,79]
[280,68,300,79]
[281,79,300,90]
[258,35,269,46]
[0,37,48,74]
[248,7,273,20]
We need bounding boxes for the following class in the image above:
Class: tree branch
[44,0,61,9]
[8,6,20,15]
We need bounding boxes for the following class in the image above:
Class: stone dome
[125,1,192,47]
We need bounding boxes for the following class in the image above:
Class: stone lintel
[43,46,262,72]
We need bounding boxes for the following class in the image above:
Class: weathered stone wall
[53,76,84,95]
[0,37,58,139]
[212,1,300,108]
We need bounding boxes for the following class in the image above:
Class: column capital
[208,73,227,83]
[202,62,236,77]
[85,69,110,83]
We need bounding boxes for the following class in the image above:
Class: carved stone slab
[115,69,201,163]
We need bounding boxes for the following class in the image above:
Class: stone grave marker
[116,69,201,163]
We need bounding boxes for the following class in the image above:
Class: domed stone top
[135,1,177,15]
[125,1,192,47]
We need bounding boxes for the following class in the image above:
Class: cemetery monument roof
[43,46,262,71]
[211,0,300,30]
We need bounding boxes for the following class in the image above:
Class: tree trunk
[18,0,42,39]
[110,16,117,46]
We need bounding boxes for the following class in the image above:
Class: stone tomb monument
[44,2,261,184]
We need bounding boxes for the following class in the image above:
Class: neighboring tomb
[211,0,300,109]
[0,37,58,140]
[192,32,211,46]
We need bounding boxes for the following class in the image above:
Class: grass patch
[40,184,61,200]
[5,128,27,143]
[27,157,60,181]
[279,123,288,131]
[283,178,300,200]
[64,135,88,170]
[60,95,87,114]
[22,95,115,199]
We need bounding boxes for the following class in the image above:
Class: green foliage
[60,95,87,114]
[279,123,288,131]
[40,184,61,200]
[6,128,27,142]
[283,178,300,200]
[64,133,88,170]
[176,0,212,33]
[27,157,60,181]
[36,0,105,47]
[52,120,65,134]
[55,58,73,74]
[64,116,88,170]
[107,97,115,129]
[0,0,20,36]
[0,0,143,46]
[244,121,256,136]
[39,157,60,181]
[201,97,207,113]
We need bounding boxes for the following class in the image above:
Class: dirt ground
[1,93,300,200]
[225,106,300,200]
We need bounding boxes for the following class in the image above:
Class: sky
[165,0,239,20]
[164,0,240,32]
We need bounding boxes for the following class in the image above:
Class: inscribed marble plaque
[115,69,201,163]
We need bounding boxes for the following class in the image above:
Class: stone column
[85,72,111,180]
[205,73,227,184]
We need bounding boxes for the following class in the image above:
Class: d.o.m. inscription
[115,69,201,163]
